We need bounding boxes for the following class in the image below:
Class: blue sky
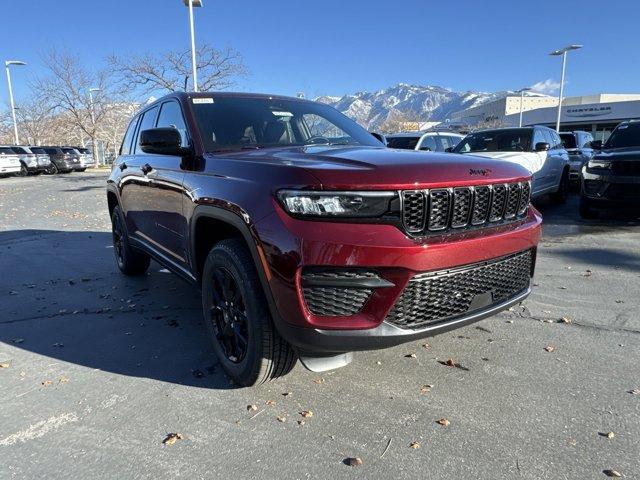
[1,0,638,104]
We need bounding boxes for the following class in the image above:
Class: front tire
[45,163,59,175]
[201,238,296,386]
[111,206,150,275]
[579,196,600,219]
[17,163,28,177]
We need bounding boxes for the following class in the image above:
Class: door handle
[141,163,152,175]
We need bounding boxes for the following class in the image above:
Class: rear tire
[201,238,296,386]
[45,163,59,175]
[579,196,600,219]
[111,206,150,275]
[551,168,570,204]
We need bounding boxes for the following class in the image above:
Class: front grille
[605,183,640,201]
[385,250,533,330]
[301,269,377,316]
[401,181,530,236]
[612,161,640,176]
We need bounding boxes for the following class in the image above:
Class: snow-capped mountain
[316,83,546,130]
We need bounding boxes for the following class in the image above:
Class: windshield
[386,136,420,150]
[454,129,533,153]
[605,123,640,149]
[192,96,381,152]
[560,133,577,149]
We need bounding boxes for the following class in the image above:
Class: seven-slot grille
[401,181,530,235]
[385,249,533,330]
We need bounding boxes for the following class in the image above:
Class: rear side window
[43,148,59,155]
[134,106,159,154]
[120,116,139,155]
[12,147,27,154]
[560,133,577,149]
[156,101,188,147]
[30,148,45,154]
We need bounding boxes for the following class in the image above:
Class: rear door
[545,130,567,191]
[120,106,158,242]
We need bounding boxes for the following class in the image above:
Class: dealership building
[451,93,640,141]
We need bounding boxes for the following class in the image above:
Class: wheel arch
[190,206,280,323]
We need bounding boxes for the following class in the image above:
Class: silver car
[0,147,22,176]
[559,131,595,183]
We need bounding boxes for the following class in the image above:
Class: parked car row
[374,123,639,219]
[0,145,93,177]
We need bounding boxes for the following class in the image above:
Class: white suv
[385,131,464,152]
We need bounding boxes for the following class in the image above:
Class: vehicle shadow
[0,229,234,390]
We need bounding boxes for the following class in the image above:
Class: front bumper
[256,204,542,353]
[581,168,640,206]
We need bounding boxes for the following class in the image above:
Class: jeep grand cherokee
[107,92,541,386]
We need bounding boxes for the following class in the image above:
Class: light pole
[515,87,532,127]
[183,0,203,92]
[88,87,101,166]
[4,60,26,144]
[549,44,582,132]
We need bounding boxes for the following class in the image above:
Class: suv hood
[218,145,531,189]
[594,147,640,161]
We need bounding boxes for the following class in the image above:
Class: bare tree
[13,97,57,145]
[108,43,247,96]
[31,49,117,167]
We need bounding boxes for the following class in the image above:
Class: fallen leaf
[422,342,430,349]
[345,457,363,467]
[162,433,183,446]
[603,469,622,478]
[41,380,53,387]
[445,358,456,367]
[405,353,417,359]
[297,420,305,427]
[276,415,286,423]
[544,346,556,353]
[59,376,69,384]
[313,378,324,384]
[420,385,432,394]
[506,320,514,324]
[282,392,293,397]
[559,317,572,324]
[606,432,615,439]
[628,388,640,395]
[247,404,258,412]
[615,300,624,304]
[0,362,10,369]
[436,418,450,427]
[265,400,276,406]
[300,410,313,418]
[409,441,421,449]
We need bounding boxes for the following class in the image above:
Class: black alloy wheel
[209,266,250,364]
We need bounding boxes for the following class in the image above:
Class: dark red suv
[107,92,541,386]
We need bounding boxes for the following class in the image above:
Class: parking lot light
[549,44,583,132]
[516,87,532,128]
[182,0,203,92]
[4,60,26,145]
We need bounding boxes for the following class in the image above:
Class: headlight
[277,190,395,217]
[587,159,612,170]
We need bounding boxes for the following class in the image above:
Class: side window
[532,129,546,148]
[156,101,188,147]
[120,117,139,155]
[551,131,562,149]
[134,106,159,154]
[419,135,437,151]
[583,133,594,148]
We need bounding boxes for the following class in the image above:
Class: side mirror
[590,140,603,150]
[139,128,189,156]
[535,142,550,152]
[445,147,454,153]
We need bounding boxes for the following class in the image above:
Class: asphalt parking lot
[1,172,639,479]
